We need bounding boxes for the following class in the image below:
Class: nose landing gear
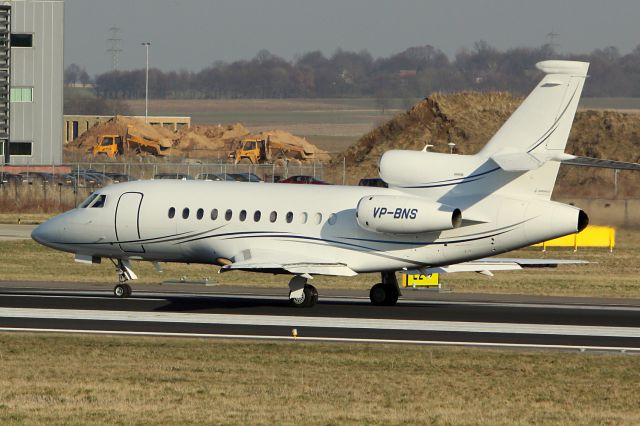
[110,258,138,298]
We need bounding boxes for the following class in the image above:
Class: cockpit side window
[90,195,107,208]
[79,193,98,208]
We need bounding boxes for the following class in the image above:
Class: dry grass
[0,183,91,214]
[2,227,640,298]
[0,333,639,425]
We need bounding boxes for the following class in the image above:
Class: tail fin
[480,60,589,169]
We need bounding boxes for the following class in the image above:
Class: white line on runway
[3,290,640,312]
[0,293,164,301]
[2,307,640,338]
[1,327,639,353]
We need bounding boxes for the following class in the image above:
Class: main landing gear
[369,271,401,306]
[110,258,137,298]
[288,275,318,308]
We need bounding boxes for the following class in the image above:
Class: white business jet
[31,60,640,307]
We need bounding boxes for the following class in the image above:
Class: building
[0,0,63,165]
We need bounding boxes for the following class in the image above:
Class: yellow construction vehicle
[91,126,172,159]
[230,136,311,165]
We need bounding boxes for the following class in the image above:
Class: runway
[1,282,640,351]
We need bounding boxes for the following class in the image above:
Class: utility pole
[141,42,151,123]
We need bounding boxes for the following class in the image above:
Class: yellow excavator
[230,136,311,165]
[91,126,172,159]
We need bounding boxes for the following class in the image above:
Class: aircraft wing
[405,257,588,276]
[219,248,357,276]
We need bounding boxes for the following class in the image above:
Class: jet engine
[356,195,462,234]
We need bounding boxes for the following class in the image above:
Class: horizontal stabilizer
[491,151,543,171]
[561,156,640,171]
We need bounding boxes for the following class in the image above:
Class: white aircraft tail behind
[379,60,590,201]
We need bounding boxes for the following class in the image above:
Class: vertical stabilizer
[480,61,589,165]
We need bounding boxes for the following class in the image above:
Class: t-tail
[379,60,590,201]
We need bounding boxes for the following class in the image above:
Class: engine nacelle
[356,195,462,234]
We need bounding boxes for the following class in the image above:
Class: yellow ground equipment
[91,126,172,159]
[231,136,311,165]
[401,273,440,288]
[534,225,615,252]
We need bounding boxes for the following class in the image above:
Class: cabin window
[225,209,232,221]
[286,212,293,223]
[90,195,106,208]
[182,208,190,219]
[239,210,247,221]
[211,208,218,220]
[300,212,308,224]
[314,213,322,224]
[328,213,337,225]
[254,211,261,222]
[196,208,204,220]
[168,207,176,218]
[270,211,277,223]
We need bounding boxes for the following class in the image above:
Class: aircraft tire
[369,283,387,305]
[370,283,398,306]
[290,285,317,308]
[114,283,131,298]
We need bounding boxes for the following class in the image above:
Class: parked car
[358,178,388,188]
[0,172,21,185]
[104,172,136,183]
[153,173,193,181]
[196,173,236,181]
[18,172,55,185]
[279,175,329,185]
[229,173,263,182]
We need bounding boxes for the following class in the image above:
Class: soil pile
[338,92,640,197]
[72,115,176,152]
[66,117,329,162]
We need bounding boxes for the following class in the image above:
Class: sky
[64,0,640,75]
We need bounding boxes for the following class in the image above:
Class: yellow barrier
[402,273,440,288]
[534,225,615,252]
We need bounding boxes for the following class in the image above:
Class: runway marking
[1,327,639,352]
[2,307,640,338]
[3,290,640,312]
[0,293,163,301]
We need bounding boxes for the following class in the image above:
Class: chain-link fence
[0,161,351,212]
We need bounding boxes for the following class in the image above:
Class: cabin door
[115,192,145,253]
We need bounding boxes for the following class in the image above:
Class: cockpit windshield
[78,193,107,208]
[79,193,98,208]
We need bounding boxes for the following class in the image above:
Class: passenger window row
[168,207,337,225]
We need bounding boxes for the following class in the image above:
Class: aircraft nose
[31,221,54,246]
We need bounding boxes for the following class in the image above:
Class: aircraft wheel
[290,285,317,308]
[114,283,131,298]
[369,283,398,306]
[369,283,387,305]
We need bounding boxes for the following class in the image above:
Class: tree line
[66,42,640,102]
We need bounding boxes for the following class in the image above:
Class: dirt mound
[73,115,176,151]
[338,92,640,197]
[257,129,331,162]
[66,117,330,163]
[176,123,250,159]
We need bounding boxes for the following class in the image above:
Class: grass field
[0,333,639,425]
[2,227,640,298]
